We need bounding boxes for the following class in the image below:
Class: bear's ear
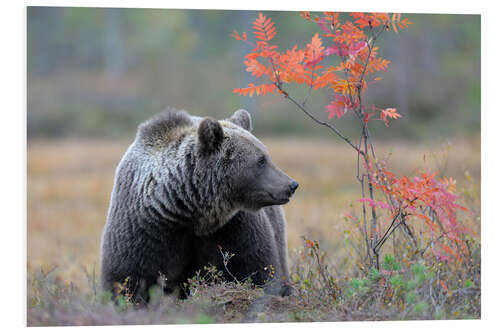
[229,109,252,132]
[198,117,224,154]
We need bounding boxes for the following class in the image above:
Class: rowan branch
[275,84,364,155]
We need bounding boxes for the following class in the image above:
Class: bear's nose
[289,181,299,193]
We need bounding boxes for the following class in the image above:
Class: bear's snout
[289,180,299,194]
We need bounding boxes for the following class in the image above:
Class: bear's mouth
[267,192,291,205]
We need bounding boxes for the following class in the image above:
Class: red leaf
[348,40,367,55]
[364,112,374,124]
[317,18,330,33]
[325,95,351,119]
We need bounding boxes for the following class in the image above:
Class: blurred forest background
[27,7,480,141]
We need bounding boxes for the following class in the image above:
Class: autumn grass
[27,137,480,325]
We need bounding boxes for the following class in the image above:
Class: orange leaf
[253,13,276,41]
[380,108,401,126]
[439,279,449,293]
[231,30,242,40]
[300,11,312,21]
[391,13,399,33]
[233,83,275,97]
[304,33,325,69]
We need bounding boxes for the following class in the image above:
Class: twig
[276,85,364,155]
[218,246,239,283]
[357,24,386,92]
[302,66,316,107]
[310,244,337,298]
[374,212,403,253]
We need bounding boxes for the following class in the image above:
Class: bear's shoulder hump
[137,108,194,149]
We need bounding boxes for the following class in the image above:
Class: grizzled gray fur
[100,108,298,303]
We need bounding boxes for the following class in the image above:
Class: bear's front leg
[100,225,195,304]
[193,210,282,293]
[262,205,295,296]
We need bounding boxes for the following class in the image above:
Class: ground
[27,137,481,325]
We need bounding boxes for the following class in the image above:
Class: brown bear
[100,108,298,303]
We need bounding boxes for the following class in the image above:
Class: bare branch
[276,84,364,155]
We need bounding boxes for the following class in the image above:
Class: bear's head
[134,108,298,236]
[197,109,299,213]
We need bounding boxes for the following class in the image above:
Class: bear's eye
[257,156,266,167]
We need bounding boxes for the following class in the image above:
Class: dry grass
[27,137,480,290]
[27,137,480,325]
